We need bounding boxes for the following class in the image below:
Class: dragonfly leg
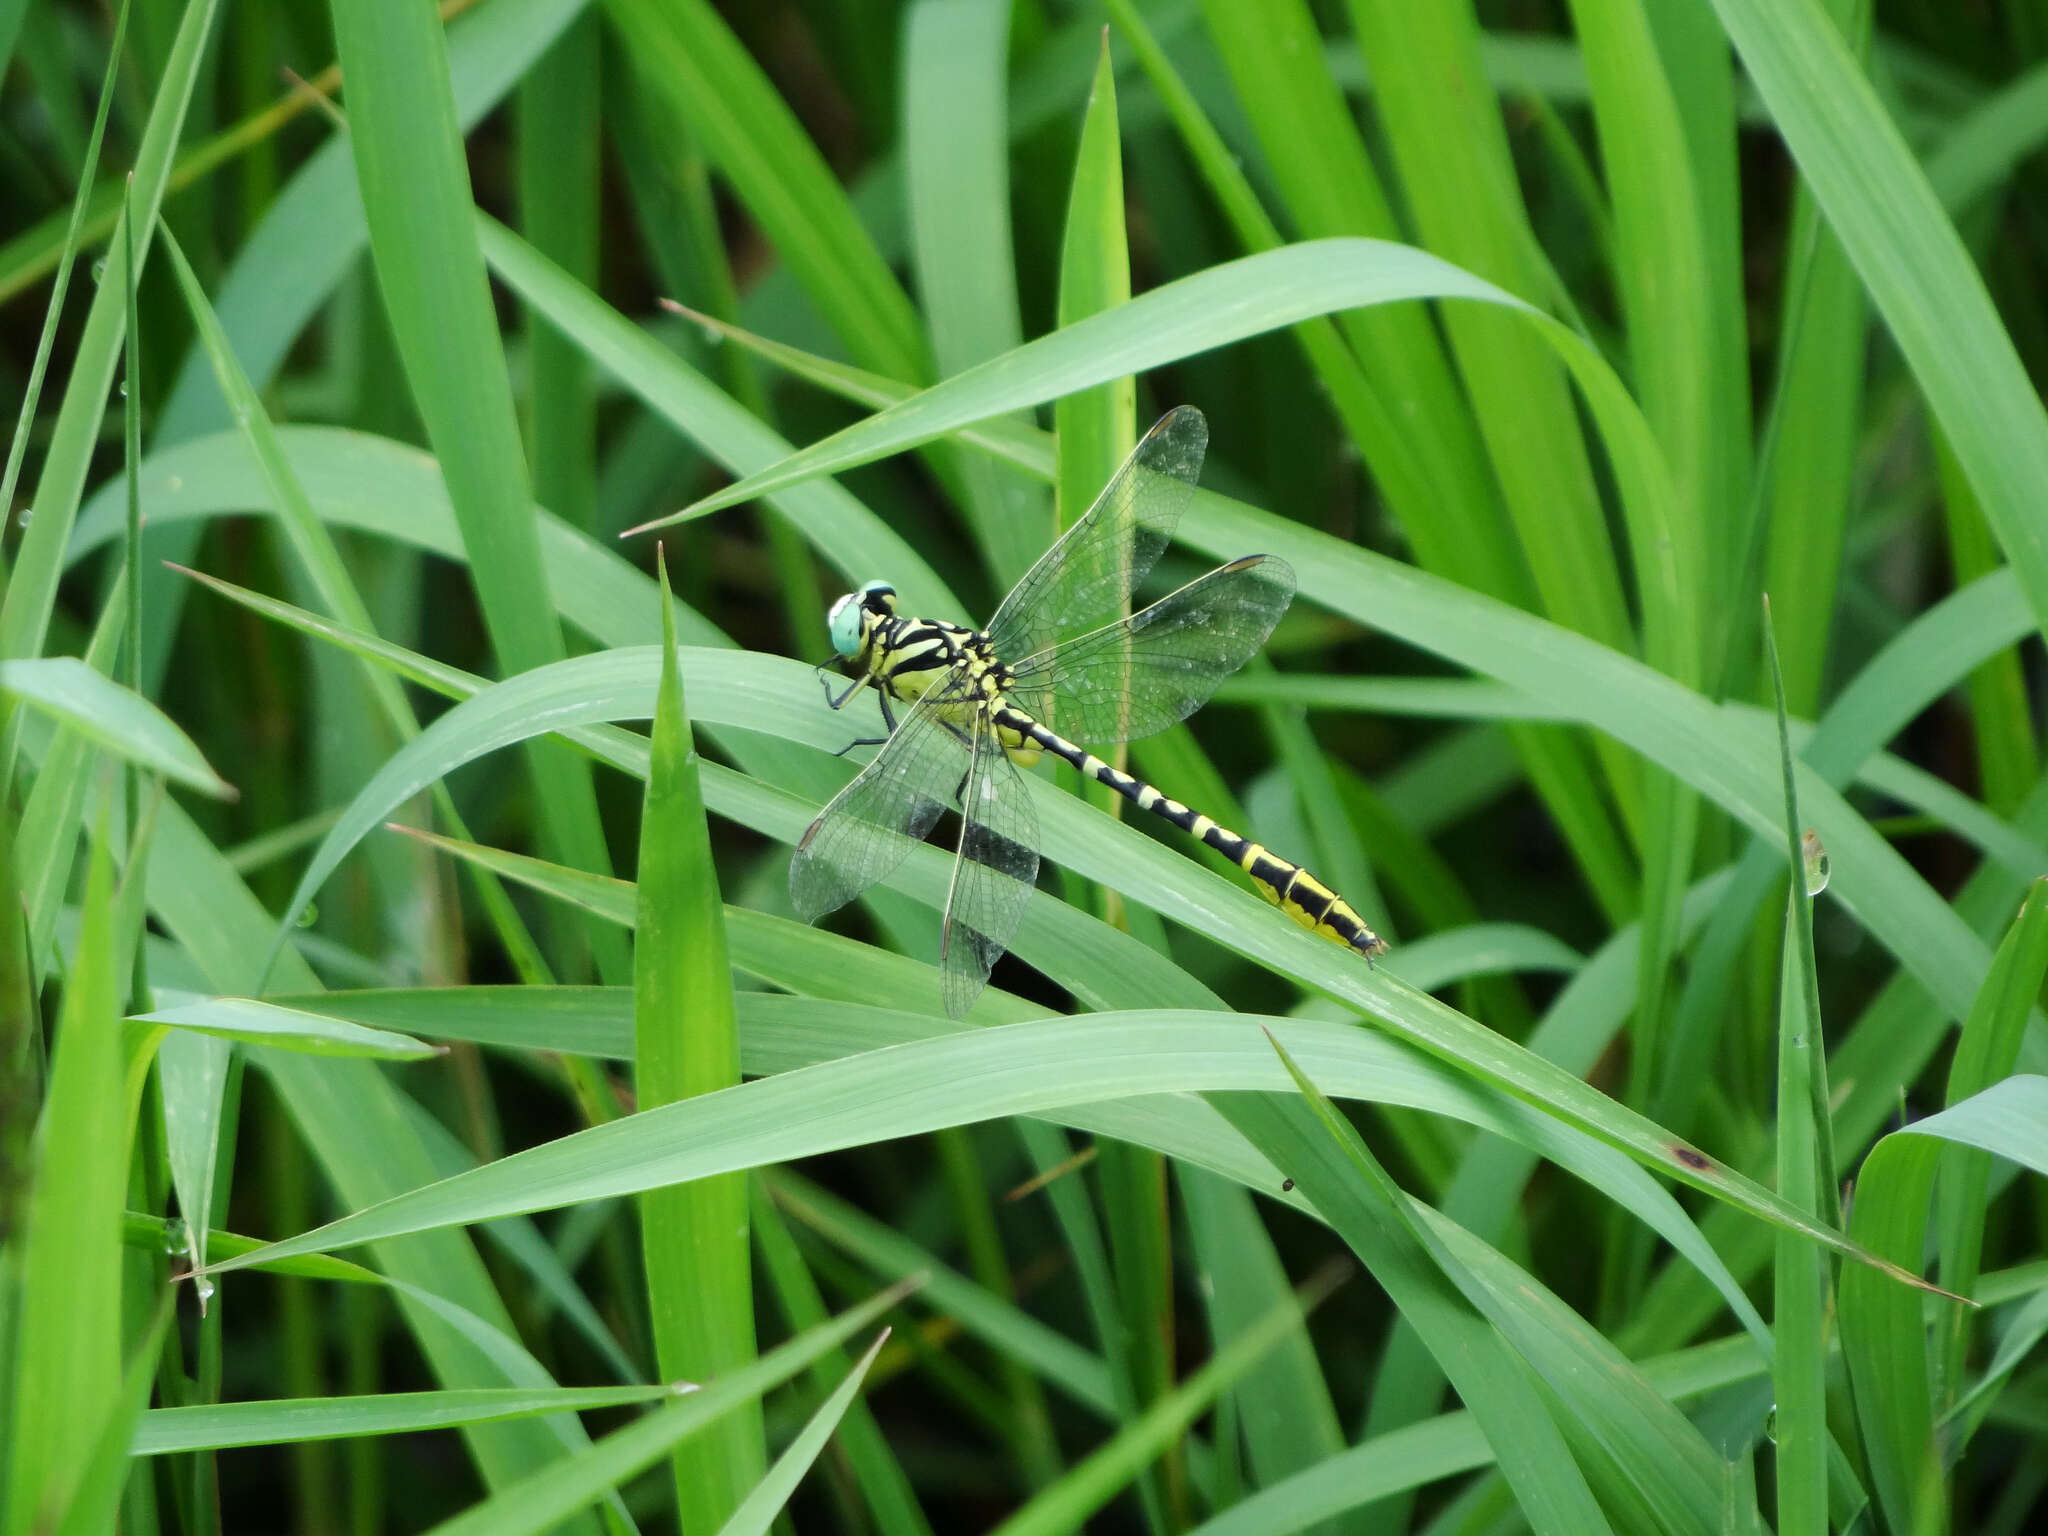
[822,671,893,757]
[821,670,872,711]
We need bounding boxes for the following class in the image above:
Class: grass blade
[1762,601,1830,1533]
[0,0,217,678]
[2,816,126,1535]
[1706,0,2048,644]
[711,1327,889,1536]
[419,1284,914,1536]
[601,0,928,382]
[636,550,760,1522]
[0,658,231,796]
[327,0,624,986]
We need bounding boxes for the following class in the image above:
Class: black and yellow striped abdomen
[999,707,1387,960]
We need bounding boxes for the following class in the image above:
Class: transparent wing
[984,406,1208,667]
[1003,555,1295,745]
[788,665,977,923]
[939,715,1040,1019]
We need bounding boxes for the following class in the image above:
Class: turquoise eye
[828,580,894,657]
[827,593,864,657]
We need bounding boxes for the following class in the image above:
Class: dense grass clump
[3,0,2047,1530]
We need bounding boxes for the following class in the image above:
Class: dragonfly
[790,405,1386,1017]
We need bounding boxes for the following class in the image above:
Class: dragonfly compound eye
[826,590,868,657]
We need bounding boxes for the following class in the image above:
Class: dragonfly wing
[984,407,1207,667]
[788,666,975,923]
[939,716,1041,1018]
[1003,554,1295,744]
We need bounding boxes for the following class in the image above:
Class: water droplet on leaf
[1801,829,1829,895]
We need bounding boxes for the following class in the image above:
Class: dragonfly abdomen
[1001,709,1387,961]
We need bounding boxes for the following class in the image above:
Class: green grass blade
[0,0,128,528]
[2,816,125,1536]
[987,1267,1343,1536]
[155,1027,229,1280]
[0,658,230,796]
[712,1328,889,1536]
[516,13,601,534]
[904,0,1041,588]
[154,216,556,985]
[135,998,439,1060]
[1934,879,2048,1410]
[419,1282,913,1536]
[635,246,1693,694]
[1333,0,1635,668]
[327,0,624,985]
[476,215,958,619]
[1180,1170,1353,1529]
[1053,34,1135,544]
[1841,1077,2048,1534]
[16,586,125,982]
[1706,0,2048,644]
[141,798,607,1516]
[1762,604,1830,1534]
[135,1384,683,1455]
[749,1179,937,1536]
[600,0,928,383]
[49,1296,171,1536]
[200,1005,1823,1313]
[1222,1060,1611,1536]
[1755,0,1868,716]
[0,0,217,672]
[1935,428,2037,816]
[1051,37,1177,1531]
[636,551,760,1523]
[130,0,586,694]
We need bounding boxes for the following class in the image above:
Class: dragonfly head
[827,581,897,659]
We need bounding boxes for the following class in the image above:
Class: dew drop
[297,902,320,928]
[16,507,32,528]
[162,1217,188,1254]
[193,1274,216,1307]
[1801,829,1829,896]
[91,256,108,284]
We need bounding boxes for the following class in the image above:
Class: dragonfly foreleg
[822,669,873,711]
[821,669,898,757]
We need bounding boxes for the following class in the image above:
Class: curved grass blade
[0,658,229,796]
[134,998,439,1060]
